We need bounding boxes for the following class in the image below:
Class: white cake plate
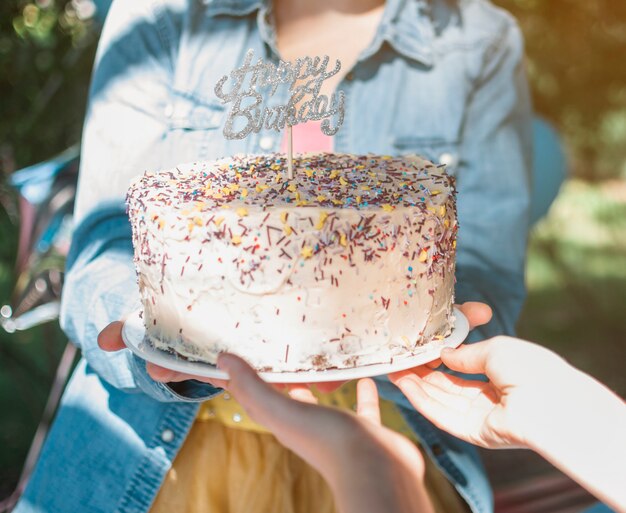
[122,307,469,383]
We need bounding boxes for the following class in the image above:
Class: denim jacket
[15,0,531,511]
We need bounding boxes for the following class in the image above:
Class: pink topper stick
[287,125,293,180]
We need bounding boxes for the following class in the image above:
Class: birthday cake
[127,153,457,372]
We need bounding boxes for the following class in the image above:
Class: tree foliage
[496,0,626,179]
[0,0,98,174]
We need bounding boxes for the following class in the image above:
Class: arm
[455,19,533,340]
[390,338,626,512]
[62,0,219,401]
[525,363,626,513]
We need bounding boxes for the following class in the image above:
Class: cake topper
[215,49,346,179]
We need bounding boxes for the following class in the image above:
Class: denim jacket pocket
[392,137,460,176]
[165,92,227,162]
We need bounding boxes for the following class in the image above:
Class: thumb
[98,321,126,351]
[439,341,492,375]
[457,301,493,330]
[217,353,295,428]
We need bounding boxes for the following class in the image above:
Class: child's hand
[390,336,594,449]
[218,354,422,475]
[218,353,435,513]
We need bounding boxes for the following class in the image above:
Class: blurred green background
[0,0,625,499]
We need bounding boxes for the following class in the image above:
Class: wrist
[505,352,581,448]
[522,363,610,452]
[330,456,424,513]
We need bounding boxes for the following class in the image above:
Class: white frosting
[127,153,457,371]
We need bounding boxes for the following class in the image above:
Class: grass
[0,177,624,495]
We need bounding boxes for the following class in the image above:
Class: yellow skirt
[150,383,468,513]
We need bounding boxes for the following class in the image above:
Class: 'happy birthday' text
[214,49,345,140]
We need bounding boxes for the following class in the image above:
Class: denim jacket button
[164,104,174,118]
[346,72,355,81]
[161,429,175,443]
[259,136,274,150]
[439,152,458,168]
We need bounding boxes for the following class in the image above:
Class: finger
[287,385,319,404]
[414,367,491,402]
[313,381,346,394]
[426,358,442,370]
[98,322,126,352]
[146,362,186,382]
[217,353,297,426]
[217,353,274,399]
[356,378,381,425]
[439,341,492,375]
[205,378,230,389]
[145,361,230,386]
[457,302,492,330]
[392,373,474,442]
[400,368,471,410]
[388,367,417,382]
[390,366,468,397]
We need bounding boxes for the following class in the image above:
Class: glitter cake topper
[214,49,345,140]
